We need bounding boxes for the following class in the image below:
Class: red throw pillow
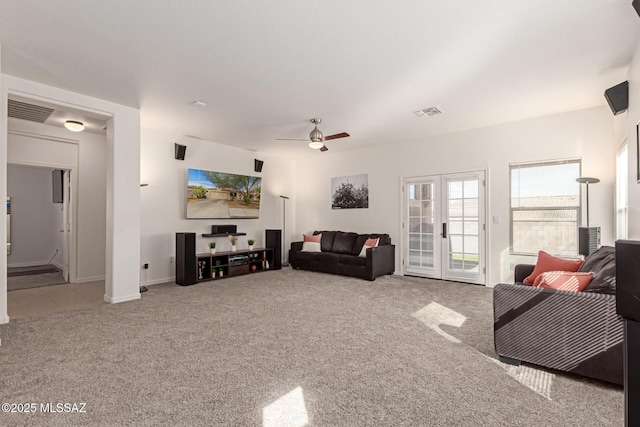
[304,234,322,243]
[533,271,594,292]
[523,251,583,284]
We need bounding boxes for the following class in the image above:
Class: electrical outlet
[170,256,175,263]
[143,263,149,269]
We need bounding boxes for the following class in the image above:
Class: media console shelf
[176,232,278,286]
[201,232,247,238]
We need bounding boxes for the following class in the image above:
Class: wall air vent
[8,99,55,123]
[414,106,443,117]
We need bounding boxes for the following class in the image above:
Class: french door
[403,171,486,285]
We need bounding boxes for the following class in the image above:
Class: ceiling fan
[276,118,350,152]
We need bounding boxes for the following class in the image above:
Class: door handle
[442,223,447,238]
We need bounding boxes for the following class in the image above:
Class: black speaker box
[266,229,282,270]
[175,143,187,160]
[604,81,629,115]
[615,240,640,321]
[176,232,197,286]
[254,159,264,173]
[634,0,640,18]
[211,225,237,234]
[579,227,600,256]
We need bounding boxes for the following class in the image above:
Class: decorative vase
[248,245,254,251]
[231,245,237,252]
[210,248,216,255]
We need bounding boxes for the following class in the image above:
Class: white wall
[6,164,61,267]
[6,118,107,282]
[624,38,640,238]
[140,128,296,285]
[294,107,615,285]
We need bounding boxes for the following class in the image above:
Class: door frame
[400,167,489,285]
[6,131,79,284]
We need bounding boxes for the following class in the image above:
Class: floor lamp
[280,195,289,266]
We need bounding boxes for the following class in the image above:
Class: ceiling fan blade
[275,138,308,141]
[323,132,350,141]
[319,145,329,152]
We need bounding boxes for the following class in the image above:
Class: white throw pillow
[358,237,379,257]
[301,234,322,252]
[302,242,321,252]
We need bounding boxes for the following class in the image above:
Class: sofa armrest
[366,244,395,280]
[493,282,623,384]
[290,241,303,252]
[514,264,535,283]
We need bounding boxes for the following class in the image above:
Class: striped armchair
[493,264,623,385]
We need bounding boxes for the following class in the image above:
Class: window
[510,159,581,256]
[617,143,629,240]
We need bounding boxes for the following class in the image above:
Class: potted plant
[228,235,238,252]
[248,239,255,251]
[209,241,216,254]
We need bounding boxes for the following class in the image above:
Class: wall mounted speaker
[604,81,629,115]
[211,225,237,235]
[175,143,187,160]
[254,159,264,173]
[634,0,640,18]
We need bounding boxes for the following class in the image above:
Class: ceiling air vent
[414,106,443,117]
[8,99,55,123]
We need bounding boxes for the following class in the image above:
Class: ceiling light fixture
[414,107,443,117]
[64,120,85,132]
[309,118,323,142]
[308,141,324,149]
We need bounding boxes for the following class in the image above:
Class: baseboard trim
[141,276,176,286]
[0,315,9,325]
[7,260,51,268]
[104,292,141,304]
[75,275,106,284]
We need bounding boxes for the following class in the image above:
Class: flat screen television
[186,168,261,219]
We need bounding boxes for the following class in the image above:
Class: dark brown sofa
[493,246,623,385]
[289,231,395,281]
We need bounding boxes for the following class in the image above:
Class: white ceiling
[1,1,638,157]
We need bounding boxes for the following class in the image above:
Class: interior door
[403,171,486,285]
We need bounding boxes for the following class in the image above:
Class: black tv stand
[176,232,278,286]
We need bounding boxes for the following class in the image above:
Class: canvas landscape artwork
[331,174,369,209]
[187,168,261,219]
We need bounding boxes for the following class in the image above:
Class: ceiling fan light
[309,127,323,142]
[64,120,84,132]
[309,141,324,149]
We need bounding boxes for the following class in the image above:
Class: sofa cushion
[580,246,616,294]
[523,251,583,284]
[295,251,341,264]
[314,231,336,252]
[533,271,594,292]
[340,254,367,266]
[302,234,322,252]
[331,231,359,254]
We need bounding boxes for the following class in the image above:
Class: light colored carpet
[7,264,66,291]
[0,269,622,426]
